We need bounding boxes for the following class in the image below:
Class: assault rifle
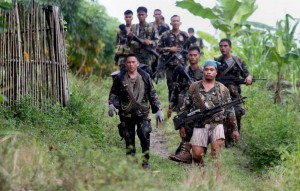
[217,76,267,85]
[156,35,197,71]
[173,97,247,130]
[173,64,193,85]
[119,24,159,58]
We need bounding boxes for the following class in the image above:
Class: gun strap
[220,56,244,76]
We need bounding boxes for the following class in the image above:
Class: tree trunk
[75,55,87,77]
[274,65,282,104]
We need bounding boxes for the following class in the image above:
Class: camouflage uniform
[151,21,170,36]
[184,80,237,135]
[128,23,159,71]
[114,26,132,71]
[215,55,249,146]
[190,37,204,52]
[170,65,203,113]
[157,30,190,101]
[169,65,203,159]
[169,80,237,163]
[108,68,161,161]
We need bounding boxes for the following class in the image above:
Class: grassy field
[0,75,299,190]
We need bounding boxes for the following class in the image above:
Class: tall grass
[0,75,299,190]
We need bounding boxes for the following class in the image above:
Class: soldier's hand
[245,75,253,85]
[127,31,133,37]
[108,104,117,117]
[179,127,186,138]
[143,39,152,45]
[167,108,173,119]
[169,46,181,53]
[155,110,164,122]
[232,130,240,143]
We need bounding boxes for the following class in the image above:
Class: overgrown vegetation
[0,76,299,190]
[0,0,300,190]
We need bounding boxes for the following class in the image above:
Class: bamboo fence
[0,2,69,109]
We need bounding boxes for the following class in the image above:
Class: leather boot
[168,142,192,164]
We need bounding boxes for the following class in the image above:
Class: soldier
[187,27,204,52]
[182,60,239,166]
[108,53,164,169]
[168,46,203,164]
[215,38,252,147]
[128,6,159,76]
[114,10,133,71]
[157,15,190,102]
[151,9,170,36]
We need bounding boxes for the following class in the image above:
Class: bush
[240,84,300,169]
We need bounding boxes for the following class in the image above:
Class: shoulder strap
[220,60,236,76]
[188,80,206,110]
[232,56,245,73]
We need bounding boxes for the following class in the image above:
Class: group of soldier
[108,6,253,169]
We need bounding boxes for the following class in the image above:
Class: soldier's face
[219,41,231,56]
[203,66,217,80]
[126,56,139,73]
[170,16,181,30]
[124,14,133,25]
[137,11,147,22]
[188,50,200,65]
[153,11,161,21]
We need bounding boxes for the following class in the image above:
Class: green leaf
[0,95,7,102]
[218,0,241,21]
[276,37,286,56]
[176,0,218,19]
[197,31,218,46]
[0,2,11,10]
[239,21,275,31]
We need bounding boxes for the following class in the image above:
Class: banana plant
[176,0,257,38]
[265,14,300,103]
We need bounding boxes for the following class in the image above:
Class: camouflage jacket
[157,30,190,66]
[170,65,203,111]
[108,68,161,117]
[190,36,204,50]
[114,26,132,58]
[128,22,159,65]
[150,21,170,36]
[182,80,237,130]
[215,55,250,98]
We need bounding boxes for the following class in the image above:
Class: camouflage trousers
[119,115,152,160]
[166,65,177,101]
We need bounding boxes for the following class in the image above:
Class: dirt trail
[150,126,170,158]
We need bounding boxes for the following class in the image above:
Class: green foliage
[18,0,118,77]
[270,141,300,190]
[65,0,118,76]
[239,85,300,169]
[176,0,257,38]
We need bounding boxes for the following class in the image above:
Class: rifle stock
[173,97,246,130]
[119,24,159,58]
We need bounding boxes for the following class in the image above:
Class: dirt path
[150,126,170,158]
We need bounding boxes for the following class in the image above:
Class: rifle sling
[220,56,244,76]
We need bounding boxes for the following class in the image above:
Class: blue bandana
[203,60,220,69]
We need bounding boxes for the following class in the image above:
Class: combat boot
[168,142,192,164]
